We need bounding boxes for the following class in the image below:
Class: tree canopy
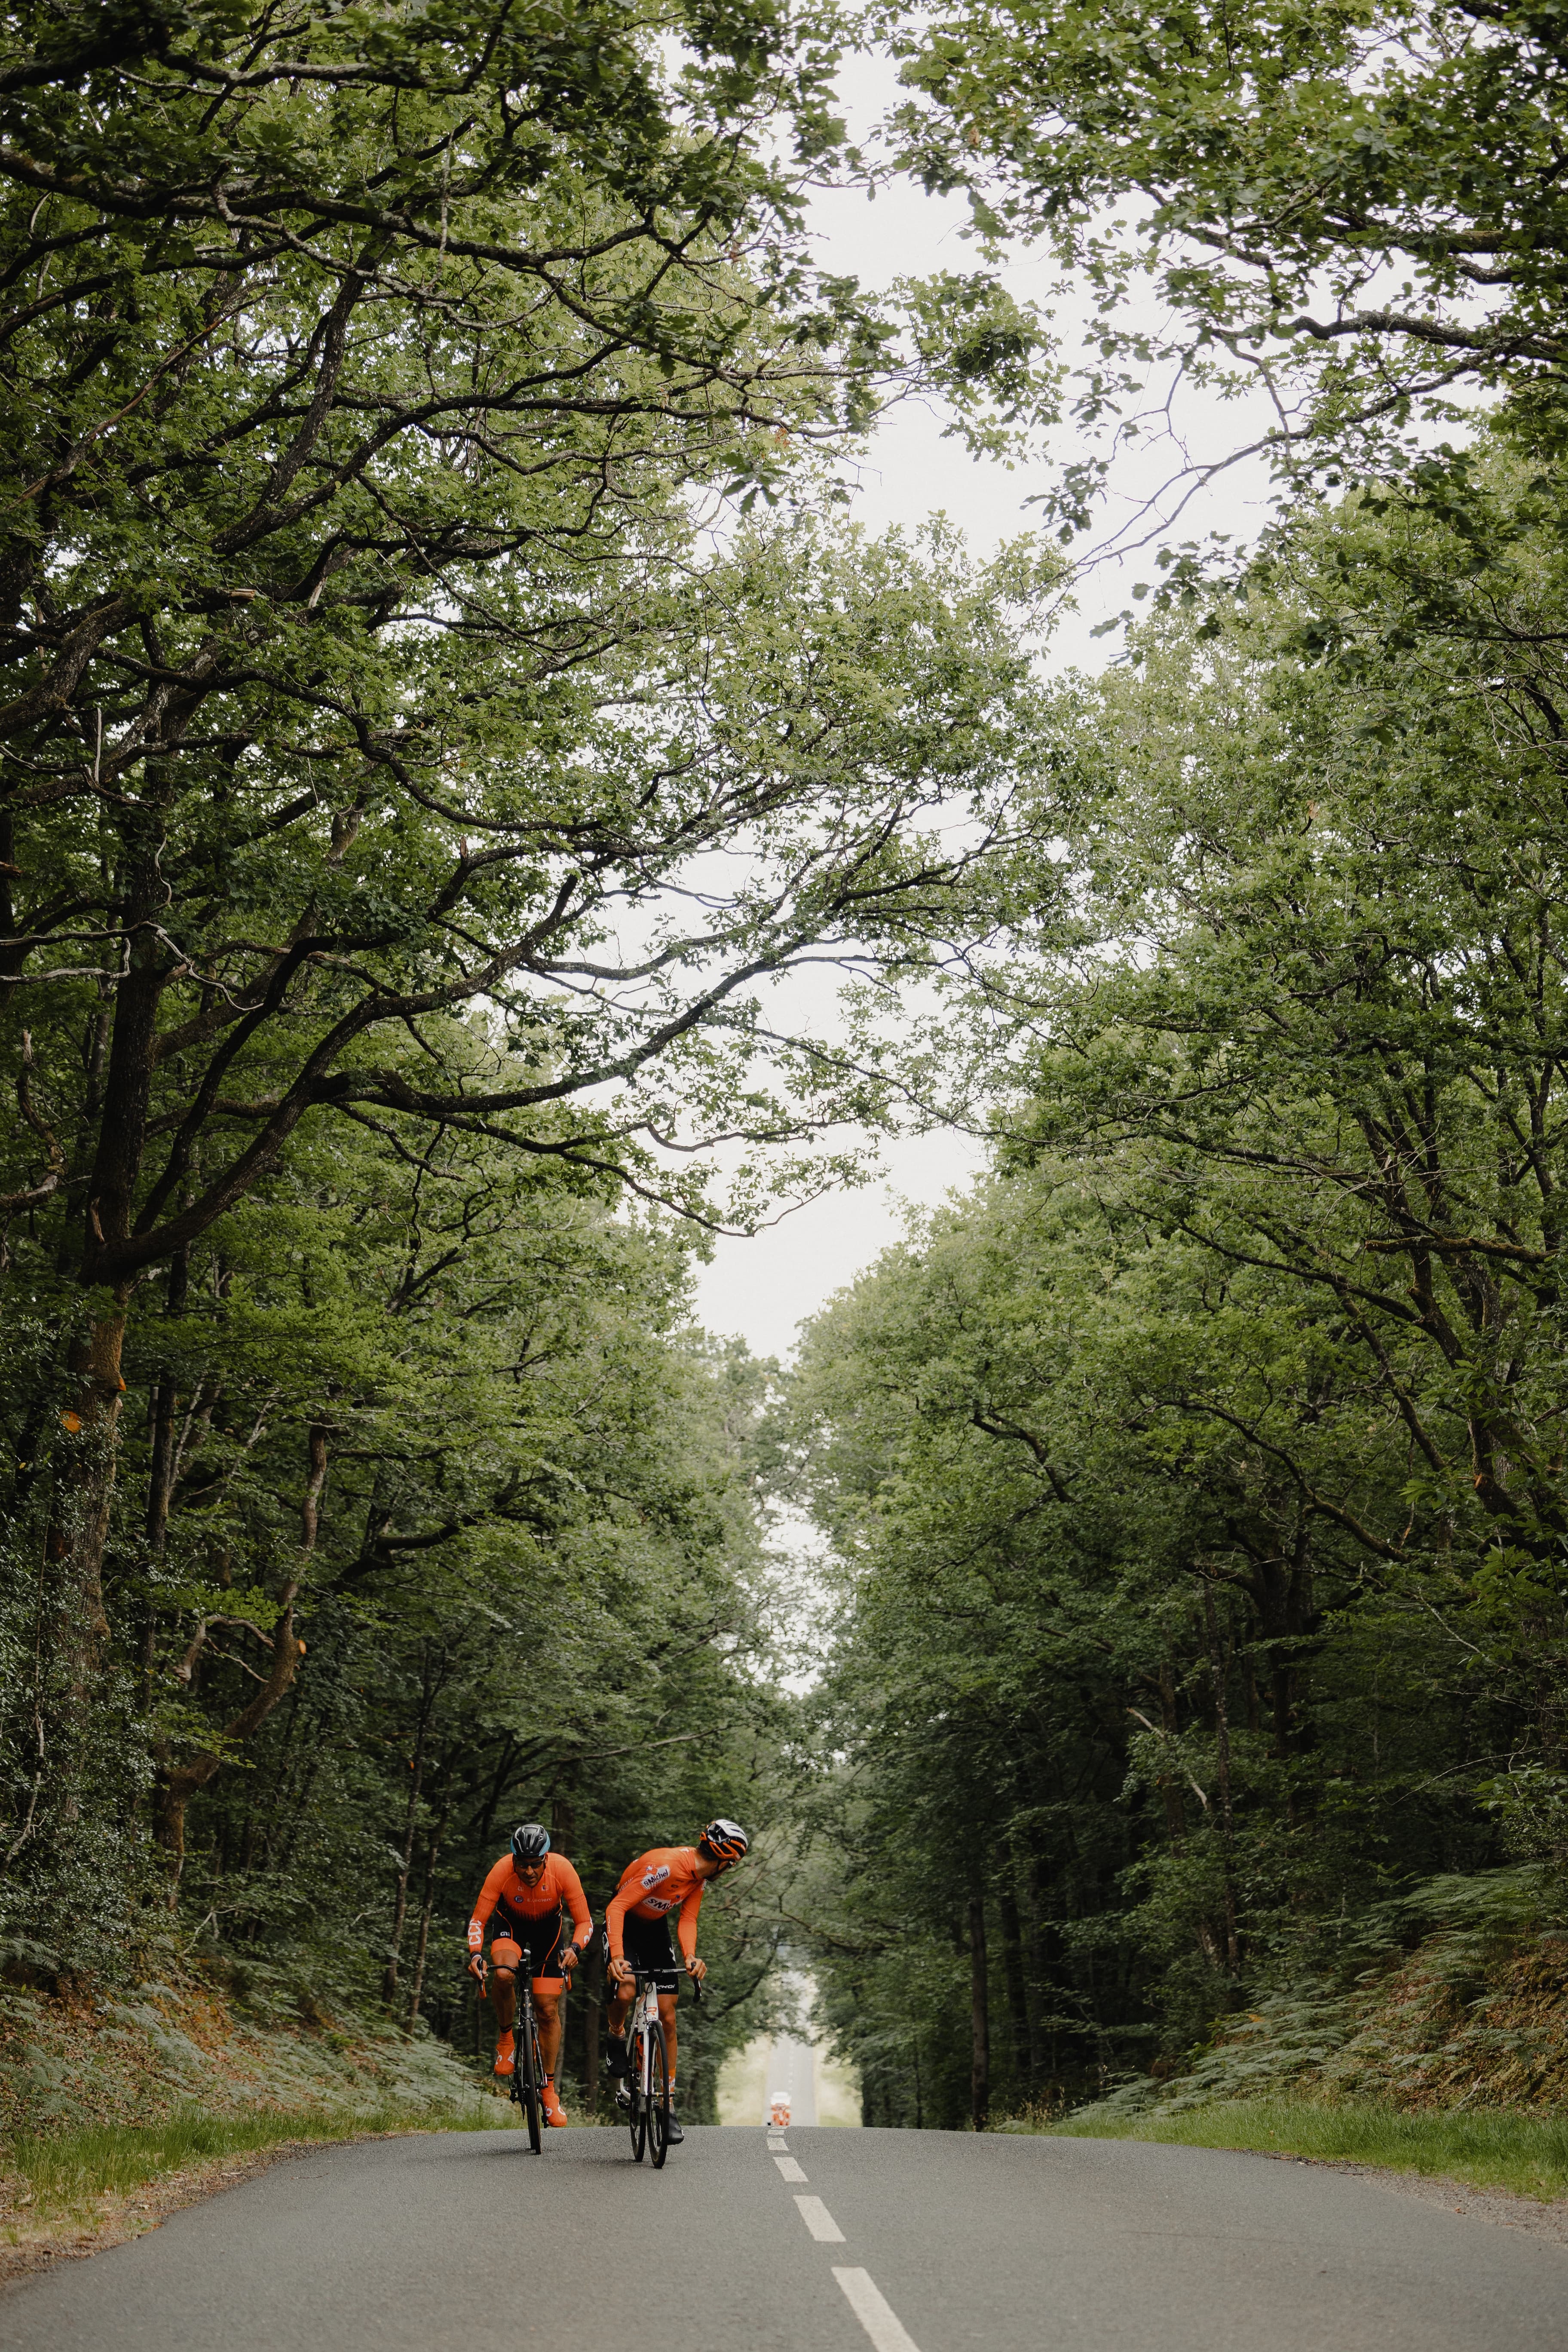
[0,0,1049,2113]
[885,0,1568,520]
[790,443,1568,2126]
[9,0,1568,2144]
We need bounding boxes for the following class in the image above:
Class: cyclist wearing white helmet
[603,1818,749,2143]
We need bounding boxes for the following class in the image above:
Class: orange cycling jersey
[467,1852,592,1959]
[604,1845,707,1965]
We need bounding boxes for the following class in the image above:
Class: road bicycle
[476,1948,547,2154]
[618,1966,702,2167]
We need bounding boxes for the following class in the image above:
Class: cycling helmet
[510,1822,551,1864]
[699,1818,749,1863]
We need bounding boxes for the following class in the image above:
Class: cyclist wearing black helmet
[467,1823,591,2124]
[602,1819,748,2143]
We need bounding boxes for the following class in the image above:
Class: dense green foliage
[886,0,1568,518]
[4,1051,799,2107]
[793,446,1568,2128]
[0,0,1047,2120]
[9,0,1568,2152]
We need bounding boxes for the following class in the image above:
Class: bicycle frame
[621,1968,669,2166]
[618,1963,701,2165]
[626,1972,661,2097]
[475,1944,546,2152]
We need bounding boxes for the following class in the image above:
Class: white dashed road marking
[794,2195,845,2244]
[833,2267,922,2352]
[763,2129,917,2347]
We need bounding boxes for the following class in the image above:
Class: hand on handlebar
[561,1942,580,1975]
[685,1954,707,1983]
[467,1951,487,1985]
[608,1956,632,1988]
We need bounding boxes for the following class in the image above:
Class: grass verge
[1,2099,510,2272]
[1048,2095,1568,2202]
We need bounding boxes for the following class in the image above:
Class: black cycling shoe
[604,2044,629,2078]
[663,2113,684,2145]
[613,2082,632,2111]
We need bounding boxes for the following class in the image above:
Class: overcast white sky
[691,71,1282,1361]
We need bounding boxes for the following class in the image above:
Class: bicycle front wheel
[629,2030,648,2163]
[649,2022,671,2169]
[519,1993,542,2154]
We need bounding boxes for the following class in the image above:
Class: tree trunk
[50,789,175,1730]
[1023,1846,1049,2080]
[581,1932,603,2117]
[1202,1577,1242,1977]
[153,1423,323,1886]
[1156,1657,1188,1848]
[998,1882,1029,2095]
[384,1650,433,2005]
[404,1773,453,2034]
[46,1306,128,1816]
[968,1889,990,2131]
[141,1250,190,1714]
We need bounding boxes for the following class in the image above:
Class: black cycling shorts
[614,1910,680,1996]
[490,1905,568,1984]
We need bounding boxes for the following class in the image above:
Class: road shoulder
[0,2140,322,2286]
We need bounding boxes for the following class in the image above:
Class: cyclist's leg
[490,1937,522,2032]
[533,1981,564,2072]
[606,1917,657,2064]
[605,1967,633,2060]
[637,1922,681,2111]
[658,1991,679,2092]
[489,1936,523,2073]
[530,1913,568,2076]
[654,1978,684,2144]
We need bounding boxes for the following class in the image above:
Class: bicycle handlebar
[620,1964,705,2003]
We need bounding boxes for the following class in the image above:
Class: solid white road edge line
[833,2268,922,2352]
[794,2196,845,2243]
[775,2155,808,2182]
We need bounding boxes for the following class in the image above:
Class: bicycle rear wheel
[629,2029,648,2163]
[649,2022,671,2169]
[519,1989,542,2153]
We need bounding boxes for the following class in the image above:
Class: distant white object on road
[769,2090,791,2126]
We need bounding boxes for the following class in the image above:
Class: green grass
[3,2100,511,2236]
[1048,2095,1568,2202]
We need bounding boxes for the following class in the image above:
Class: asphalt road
[6,2123,1567,2352]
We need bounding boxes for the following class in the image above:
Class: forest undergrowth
[1007,1869,1568,2194]
[0,1946,496,2142]
[1046,2098,1568,2205]
[0,2102,507,2276]
[0,1948,504,2268]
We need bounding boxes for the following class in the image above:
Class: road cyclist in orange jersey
[467,1822,592,2127]
[602,1818,749,2144]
